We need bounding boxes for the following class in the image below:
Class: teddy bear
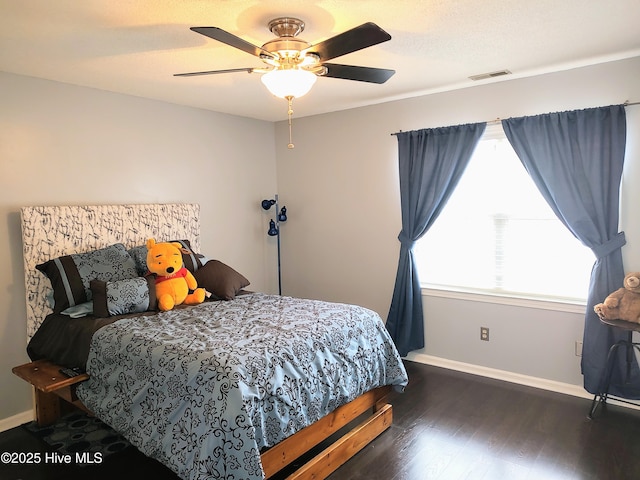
[146,238,206,311]
[594,272,640,324]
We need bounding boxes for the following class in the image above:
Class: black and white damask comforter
[76,293,408,480]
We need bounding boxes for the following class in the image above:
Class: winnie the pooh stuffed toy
[594,272,640,324]
[146,238,206,311]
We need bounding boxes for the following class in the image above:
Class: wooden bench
[12,359,90,426]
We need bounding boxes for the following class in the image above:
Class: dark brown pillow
[193,260,250,300]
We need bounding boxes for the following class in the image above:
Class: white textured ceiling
[1,0,639,121]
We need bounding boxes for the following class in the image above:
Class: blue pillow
[61,302,94,318]
[37,243,138,313]
[91,277,156,317]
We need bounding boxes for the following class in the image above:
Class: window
[413,124,594,303]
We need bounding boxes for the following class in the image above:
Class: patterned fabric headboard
[21,203,200,339]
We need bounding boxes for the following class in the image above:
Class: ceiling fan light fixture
[180,17,394,149]
[260,68,317,99]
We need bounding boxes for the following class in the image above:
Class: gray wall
[0,72,278,424]
[275,56,640,388]
[2,56,639,426]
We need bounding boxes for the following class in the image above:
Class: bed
[16,203,408,480]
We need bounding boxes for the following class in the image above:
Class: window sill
[421,286,587,314]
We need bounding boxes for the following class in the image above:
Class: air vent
[469,70,512,81]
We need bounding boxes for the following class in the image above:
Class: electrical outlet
[480,327,489,341]
[575,341,583,356]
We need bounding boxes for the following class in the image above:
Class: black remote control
[59,367,83,378]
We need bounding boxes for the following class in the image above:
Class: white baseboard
[405,352,640,411]
[0,410,33,433]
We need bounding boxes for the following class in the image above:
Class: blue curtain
[502,105,638,397]
[387,123,486,356]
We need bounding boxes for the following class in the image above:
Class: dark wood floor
[2,360,640,480]
[331,361,640,480]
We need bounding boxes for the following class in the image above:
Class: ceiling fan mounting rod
[268,17,305,38]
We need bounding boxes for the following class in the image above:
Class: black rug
[24,411,131,460]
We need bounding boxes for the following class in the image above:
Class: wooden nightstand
[13,359,90,426]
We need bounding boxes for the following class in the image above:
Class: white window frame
[414,123,592,312]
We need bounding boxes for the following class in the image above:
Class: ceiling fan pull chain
[286,95,295,149]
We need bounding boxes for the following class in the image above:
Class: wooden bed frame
[13,359,392,479]
[15,203,396,479]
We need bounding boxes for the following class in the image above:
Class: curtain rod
[390,101,640,136]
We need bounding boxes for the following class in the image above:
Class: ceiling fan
[175,17,394,148]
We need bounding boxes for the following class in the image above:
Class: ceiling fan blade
[322,63,395,84]
[174,67,256,77]
[191,27,277,59]
[307,22,391,62]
